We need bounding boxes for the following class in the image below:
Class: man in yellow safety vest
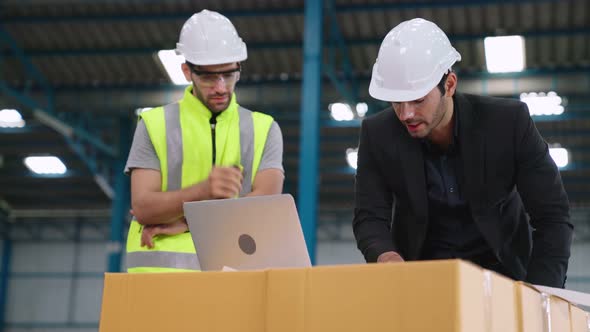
[124,9,284,272]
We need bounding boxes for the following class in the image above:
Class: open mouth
[406,122,423,132]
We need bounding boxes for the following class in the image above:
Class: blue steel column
[107,116,132,272]
[298,0,323,264]
[0,228,12,332]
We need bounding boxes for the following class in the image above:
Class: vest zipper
[210,114,218,165]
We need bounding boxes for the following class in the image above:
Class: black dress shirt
[419,106,496,266]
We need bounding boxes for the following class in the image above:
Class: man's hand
[141,218,189,249]
[377,251,405,263]
[207,166,243,199]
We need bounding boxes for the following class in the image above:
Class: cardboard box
[515,282,572,332]
[266,261,516,332]
[551,294,572,332]
[100,260,517,332]
[515,282,545,332]
[570,304,589,332]
[99,271,267,332]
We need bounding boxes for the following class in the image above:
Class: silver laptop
[183,194,311,271]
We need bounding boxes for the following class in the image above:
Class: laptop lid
[183,194,311,271]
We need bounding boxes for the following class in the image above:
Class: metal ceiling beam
[0,0,558,24]
[0,27,120,195]
[335,0,560,12]
[32,110,117,157]
[0,28,52,94]
[0,8,303,24]
[0,81,43,110]
[6,28,589,57]
[10,66,584,93]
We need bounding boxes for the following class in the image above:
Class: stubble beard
[193,83,231,113]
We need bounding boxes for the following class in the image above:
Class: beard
[192,82,232,113]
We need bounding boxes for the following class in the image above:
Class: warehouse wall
[4,239,105,332]
[565,242,590,293]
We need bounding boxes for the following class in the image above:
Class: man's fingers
[213,167,243,183]
[211,181,241,198]
[141,223,189,247]
[146,228,156,249]
[140,227,158,249]
[209,166,244,199]
[140,229,148,247]
[141,229,150,248]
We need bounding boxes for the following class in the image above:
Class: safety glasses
[190,65,241,88]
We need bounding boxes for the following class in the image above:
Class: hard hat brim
[184,53,247,66]
[369,79,436,103]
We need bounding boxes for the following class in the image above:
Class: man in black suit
[353,18,572,288]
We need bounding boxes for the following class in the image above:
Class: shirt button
[449,187,455,193]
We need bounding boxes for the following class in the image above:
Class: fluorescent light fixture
[520,91,564,116]
[549,147,568,168]
[157,49,189,85]
[356,103,368,117]
[346,148,358,169]
[24,156,67,175]
[330,103,354,121]
[484,35,525,73]
[0,109,25,128]
[135,107,153,116]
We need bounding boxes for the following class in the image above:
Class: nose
[212,77,228,92]
[395,103,415,121]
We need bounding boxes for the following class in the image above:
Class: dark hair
[436,68,453,95]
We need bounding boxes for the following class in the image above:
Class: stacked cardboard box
[99,260,588,332]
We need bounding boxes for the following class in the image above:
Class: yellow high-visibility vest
[126,86,274,273]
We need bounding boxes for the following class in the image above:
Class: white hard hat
[369,18,461,102]
[175,9,247,65]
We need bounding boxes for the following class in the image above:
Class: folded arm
[131,166,243,225]
[246,168,284,197]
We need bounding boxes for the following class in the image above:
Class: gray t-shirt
[125,118,284,176]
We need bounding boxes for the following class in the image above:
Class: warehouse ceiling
[1,0,589,233]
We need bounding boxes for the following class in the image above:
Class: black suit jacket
[353,93,573,288]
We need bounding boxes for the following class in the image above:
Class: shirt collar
[180,85,238,122]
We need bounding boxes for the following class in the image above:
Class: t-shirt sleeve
[257,121,284,173]
[124,119,161,175]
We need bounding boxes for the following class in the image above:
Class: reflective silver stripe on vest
[164,103,183,191]
[238,106,254,195]
[126,251,200,270]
